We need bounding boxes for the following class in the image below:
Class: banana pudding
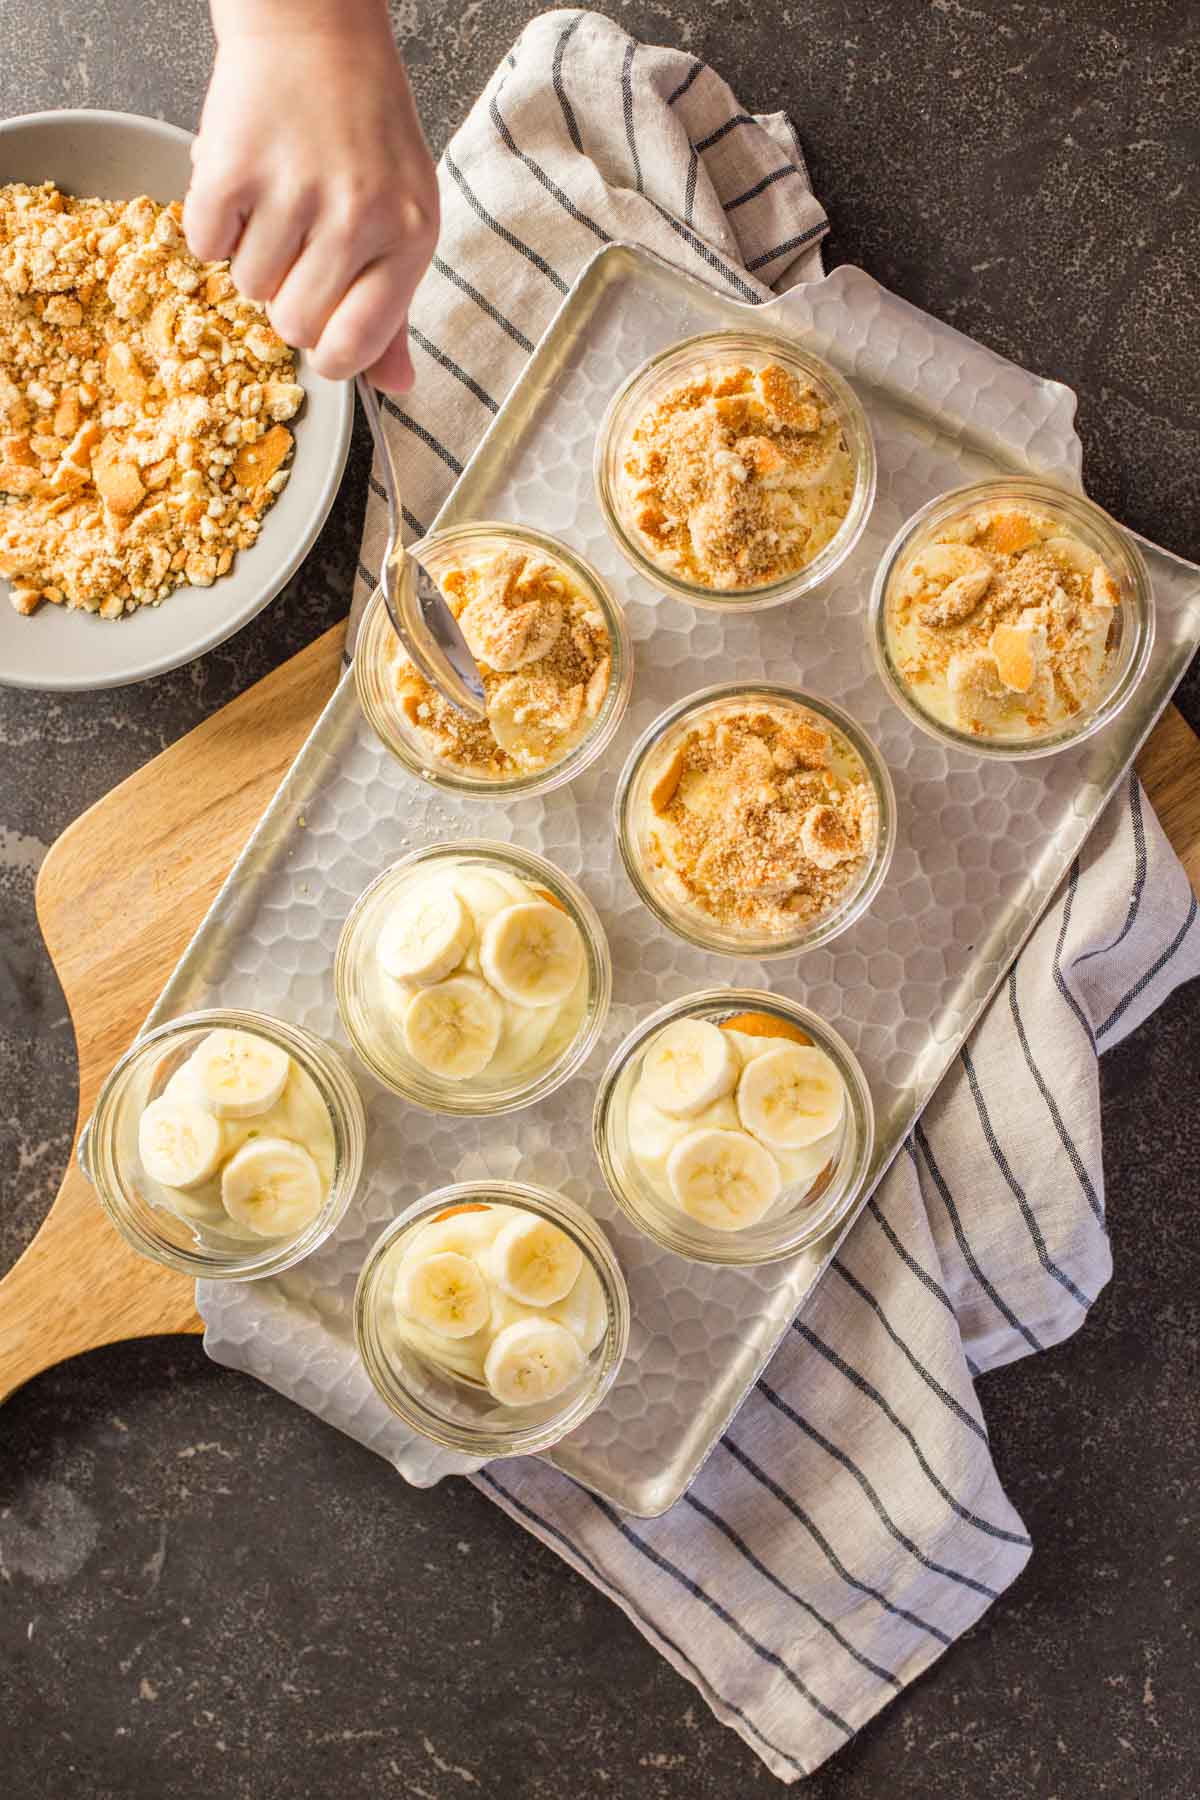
[136,1026,333,1240]
[336,842,611,1113]
[391,1201,607,1405]
[594,991,875,1266]
[628,1014,846,1233]
[874,480,1154,754]
[354,1183,630,1455]
[80,1009,366,1280]
[617,685,892,957]
[595,332,874,608]
[356,524,632,797]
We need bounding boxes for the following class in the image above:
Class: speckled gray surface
[1,2,1198,1795]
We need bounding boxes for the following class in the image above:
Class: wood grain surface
[2,622,1196,1403]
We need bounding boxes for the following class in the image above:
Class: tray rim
[143,244,1199,1516]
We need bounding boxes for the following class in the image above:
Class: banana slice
[480,901,584,1009]
[396,1249,491,1339]
[453,870,528,937]
[377,881,472,985]
[666,1128,781,1232]
[403,975,503,1080]
[188,1028,291,1120]
[626,1086,693,1182]
[220,1135,324,1237]
[489,1212,582,1306]
[737,1044,845,1150]
[138,1094,223,1190]
[1041,534,1101,579]
[486,997,560,1077]
[639,1018,739,1118]
[483,1316,586,1406]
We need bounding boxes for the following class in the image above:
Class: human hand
[184,0,438,391]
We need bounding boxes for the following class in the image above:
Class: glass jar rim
[354,519,633,798]
[592,987,876,1266]
[868,477,1156,760]
[593,328,877,611]
[81,1007,366,1280]
[334,838,613,1114]
[613,681,896,959]
[353,1179,630,1455]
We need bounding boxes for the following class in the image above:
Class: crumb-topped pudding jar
[594,990,874,1266]
[355,523,632,797]
[595,331,875,609]
[872,479,1153,756]
[354,1182,630,1456]
[614,684,894,957]
[78,1010,366,1279]
[335,841,611,1113]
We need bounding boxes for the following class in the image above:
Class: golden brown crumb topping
[642,704,876,935]
[619,360,854,591]
[390,546,612,778]
[887,507,1121,737]
[0,182,302,618]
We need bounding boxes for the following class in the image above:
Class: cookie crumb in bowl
[0,108,352,691]
[0,181,302,620]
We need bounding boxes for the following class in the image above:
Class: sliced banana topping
[391,1201,607,1405]
[396,1250,491,1339]
[639,1018,739,1118]
[483,1316,585,1406]
[377,880,471,985]
[221,1135,324,1238]
[403,974,503,1080]
[489,1213,583,1306]
[736,1044,845,1150]
[480,900,584,1009]
[189,1028,291,1120]
[138,1094,224,1190]
[666,1127,782,1232]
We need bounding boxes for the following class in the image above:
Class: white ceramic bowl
[0,109,353,691]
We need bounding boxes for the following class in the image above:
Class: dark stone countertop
[2,3,1198,1795]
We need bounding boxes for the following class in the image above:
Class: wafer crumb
[389,545,612,778]
[640,701,876,936]
[0,181,302,619]
[618,360,854,591]
[886,506,1122,738]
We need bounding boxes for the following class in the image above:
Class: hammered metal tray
[151,247,1200,1516]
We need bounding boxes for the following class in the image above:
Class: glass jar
[870,477,1154,758]
[78,1008,366,1280]
[354,1181,630,1456]
[594,329,876,610]
[593,988,875,1266]
[354,521,633,797]
[613,682,895,959]
[335,839,612,1113]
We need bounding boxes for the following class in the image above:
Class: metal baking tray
[149,246,1200,1515]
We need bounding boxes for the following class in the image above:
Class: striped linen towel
[354,9,1200,1779]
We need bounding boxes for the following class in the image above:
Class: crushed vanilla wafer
[389,546,612,778]
[0,181,302,618]
[618,360,855,591]
[639,701,876,936]
[886,505,1123,738]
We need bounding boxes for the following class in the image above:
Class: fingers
[366,328,415,395]
[309,250,424,384]
[182,164,251,264]
[267,231,356,351]
[230,189,317,303]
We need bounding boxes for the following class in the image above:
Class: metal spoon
[348,374,486,719]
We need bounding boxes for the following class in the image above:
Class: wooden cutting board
[2,623,1198,1405]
